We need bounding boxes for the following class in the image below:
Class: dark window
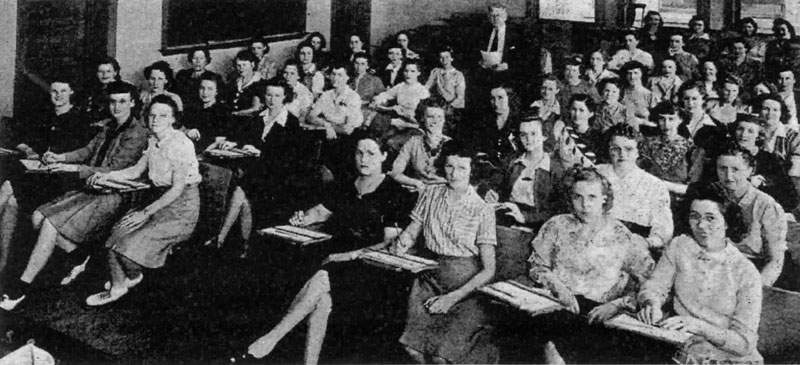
[162,0,306,52]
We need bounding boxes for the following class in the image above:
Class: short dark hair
[235,50,260,68]
[687,182,748,242]
[186,47,211,64]
[250,36,271,53]
[621,30,640,41]
[283,59,306,78]
[689,15,705,28]
[329,61,351,77]
[652,101,680,118]
[773,18,797,39]
[597,77,624,101]
[607,123,645,150]
[96,56,121,74]
[352,52,371,64]
[144,61,175,86]
[717,140,757,168]
[753,93,790,123]
[739,17,758,34]
[562,166,614,213]
[620,61,648,84]
[569,93,596,113]
[106,80,137,97]
[263,79,294,104]
[304,32,328,50]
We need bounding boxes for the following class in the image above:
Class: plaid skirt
[399,255,498,364]
[107,184,200,268]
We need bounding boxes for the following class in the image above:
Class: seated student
[683,144,787,287]
[552,94,603,169]
[281,60,314,122]
[594,78,633,132]
[228,50,264,117]
[389,100,451,191]
[300,32,331,71]
[174,47,223,108]
[491,116,558,228]
[0,82,149,310]
[638,11,668,57]
[181,73,232,152]
[204,80,302,250]
[608,30,654,72]
[666,33,699,82]
[637,184,763,364]
[369,59,430,148]
[0,76,94,272]
[648,58,683,104]
[739,17,767,62]
[307,62,363,139]
[677,81,727,155]
[711,75,748,125]
[348,52,385,128]
[381,46,405,88]
[297,44,326,99]
[639,102,697,196]
[396,31,420,60]
[752,79,779,99]
[696,60,722,101]
[755,94,800,201]
[389,143,499,364]
[726,114,799,212]
[584,50,617,88]
[718,38,764,99]
[139,61,184,114]
[776,67,800,129]
[466,83,520,166]
[529,75,561,123]
[82,56,128,125]
[597,124,673,249]
[620,61,657,128]
[245,136,415,363]
[765,18,796,73]
[307,62,363,178]
[523,165,655,363]
[84,95,201,306]
[556,57,600,116]
[424,46,466,133]
[250,36,278,81]
[685,16,712,60]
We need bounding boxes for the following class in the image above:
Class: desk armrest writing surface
[359,249,439,274]
[259,225,332,246]
[605,314,692,346]
[478,280,564,316]
[91,178,151,193]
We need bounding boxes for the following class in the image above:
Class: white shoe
[60,255,91,286]
[86,287,128,306]
[0,294,26,311]
[103,273,144,290]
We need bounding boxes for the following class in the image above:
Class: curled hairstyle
[688,182,748,242]
[144,61,175,87]
[235,50,260,69]
[753,93,790,124]
[717,140,757,168]
[96,56,122,75]
[739,17,758,36]
[562,165,614,213]
[250,35,271,54]
[730,113,765,147]
[650,101,680,126]
[147,94,181,128]
[773,18,797,39]
[620,61,648,85]
[569,93,596,113]
[263,79,294,104]
[597,77,624,101]
[304,32,328,50]
[186,47,211,64]
[606,122,645,150]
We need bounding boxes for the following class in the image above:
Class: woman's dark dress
[182,102,233,152]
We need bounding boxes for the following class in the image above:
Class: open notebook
[359,249,439,274]
[92,178,151,193]
[480,280,692,345]
[259,225,332,246]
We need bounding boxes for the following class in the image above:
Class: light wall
[0,1,18,117]
[369,0,527,49]
[115,0,331,89]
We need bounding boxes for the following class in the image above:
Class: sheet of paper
[481,51,502,67]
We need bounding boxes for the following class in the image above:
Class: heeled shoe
[60,255,91,286]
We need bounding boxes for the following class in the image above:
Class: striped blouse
[410,184,497,257]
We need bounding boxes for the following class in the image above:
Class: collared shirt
[780,91,799,130]
[385,63,403,86]
[302,64,325,95]
[145,129,202,186]
[487,24,507,56]
[286,82,313,121]
[529,214,654,305]
[609,48,654,70]
[410,184,497,257]
[309,86,363,133]
[509,154,551,207]
[374,82,430,118]
[425,67,466,109]
[530,99,560,121]
[734,184,787,260]
[392,134,451,182]
[648,76,682,103]
[685,113,716,138]
[639,235,763,363]
[596,164,673,247]
[258,107,289,140]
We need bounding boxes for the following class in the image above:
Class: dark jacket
[62,116,149,179]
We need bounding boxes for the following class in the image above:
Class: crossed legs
[248,270,333,365]
[209,187,252,249]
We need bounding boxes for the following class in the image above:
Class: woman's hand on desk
[240,145,261,156]
[637,303,663,325]
[218,141,238,151]
[289,211,309,226]
[658,315,710,337]
[42,151,64,164]
[587,302,621,324]
[546,279,580,314]
[424,293,461,314]
[185,129,201,141]
[87,172,108,187]
[321,251,360,266]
